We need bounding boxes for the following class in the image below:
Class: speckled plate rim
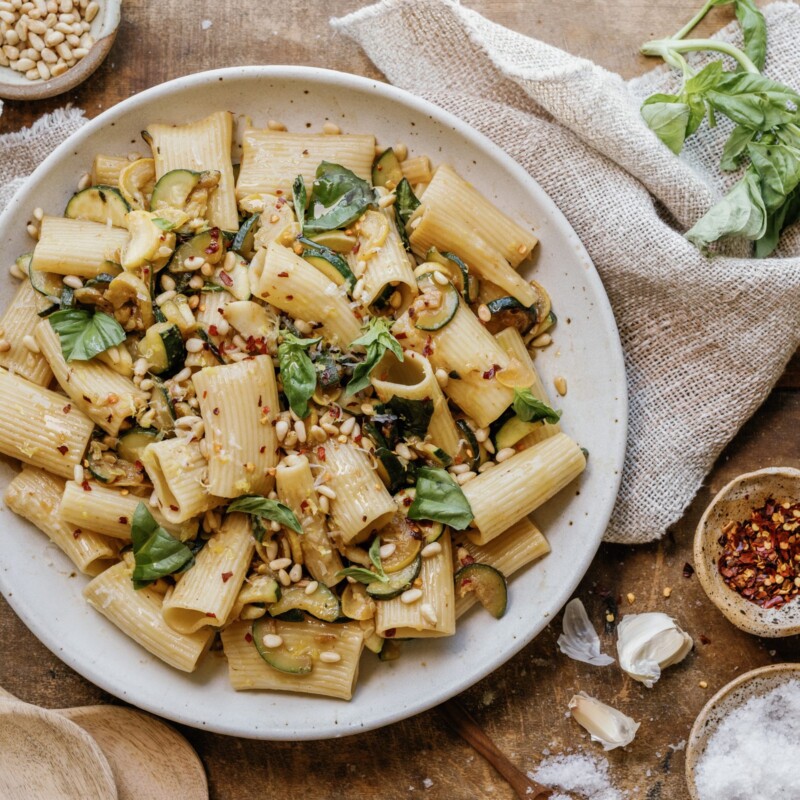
[0,65,627,740]
[685,663,800,799]
[693,467,800,637]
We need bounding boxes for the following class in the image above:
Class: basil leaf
[48,308,126,362]
[377,396,434,439]
[747,142,800,211]
[346,317,404,396]
[394,177,420,251]
[755,188,800,257]
[705,73,800,130]
[292,174,307,230]
[712,0,766,71]
[277,332,321,418]
[335,565,388,585]
[304,162,374,233]
[130,502,195,589]
[408,467,473,530]
[368,535,388,580]
[685,165,767,249]
[720,125,757,171]
[641,100,691,154]
[228,494,302,533]
[512,388,562,424]
[684,60,725,95]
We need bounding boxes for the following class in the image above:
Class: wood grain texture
[0,1,793,799]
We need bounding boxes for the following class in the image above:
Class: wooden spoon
[0,687,207,800]
[441,699,556,799]
[0,697,117,800]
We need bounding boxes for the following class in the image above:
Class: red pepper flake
[717,497,800,609]
[62,404,71,414]
[482,363,501,380]
[219,271,233,287]
[170,504,179,512]
[317,446,326,461]
[286,294,294,300]
[221,571,233,583]
[354,434,362,444]
[213,407,220,415]
[244,632,253,643]
[384,628,396,638]
[352,241,360,255]
[277,271,289,278]
[73,529,82,539]
[118,516,128,525]
[402,495,413,507]
[699,634,711,645]
[204,227,220,255]
[682,562,695,578]
[81,480,92,492]
[396,332,407,340]
[422,336,433,357]
[205,612,217,618]
[259,445,266,454]
[56,445,69,455]
[209,325,219,336]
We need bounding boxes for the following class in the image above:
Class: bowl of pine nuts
[0,0,119,101]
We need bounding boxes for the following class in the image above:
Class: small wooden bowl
[685,663,800,799]
[0,0,120,101]
[694,467,800,637]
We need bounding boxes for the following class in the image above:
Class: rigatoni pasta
[2,111,587,698]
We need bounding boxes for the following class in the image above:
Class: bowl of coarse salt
[0,0,120,101]
[685,663,800,800]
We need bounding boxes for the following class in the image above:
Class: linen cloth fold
[333,0,800,544]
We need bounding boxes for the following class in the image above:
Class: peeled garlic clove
[557,598,615,667]
[568,692,640,751]
[616,612,693,688]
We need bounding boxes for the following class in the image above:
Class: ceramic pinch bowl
[684,663,800,800]
[694,466,800,637]
[0,0,121,101]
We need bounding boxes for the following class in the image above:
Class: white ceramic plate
[0,67,627,740]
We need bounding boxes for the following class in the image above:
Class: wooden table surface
[2,2,798,798]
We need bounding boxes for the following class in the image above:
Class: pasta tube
[31,216,128,276]
[0,280,53,386]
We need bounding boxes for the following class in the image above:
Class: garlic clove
[568,692,640,751]
[557,598,615,667]
[616,612,693,688]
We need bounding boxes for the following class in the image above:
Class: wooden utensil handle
[441,699,554,800]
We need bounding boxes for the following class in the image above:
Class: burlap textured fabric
[333,0,800,544]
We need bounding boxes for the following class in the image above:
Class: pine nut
[420,603,438,625]
[185,337,205,354]
[83,0,96,21]
[319,651,341,663]
[275,419,289,442]
[293,419,307,443]
[73,464,84,483]
[379,543,396,559]
[305,581,319,595]
[339,416,356,436]
[322,122,341,135]
[495,447,516,463]
[554,376,567,396]
[317,484,336,500]
[278,569,291,587]
[289,563,303,582]
[477,304,491,322]
[172,366,192,384]
[262,634,283,649]
[434,368,449,387]
[269,557,292,571]
[532,333,552,348]
[421,542,442,558]
[455,471,476,485]
[400,588,422,604]
[0,339,11,352]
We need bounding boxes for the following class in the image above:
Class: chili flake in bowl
[694,467,800,637]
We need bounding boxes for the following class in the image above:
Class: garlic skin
[568,692,640,751]
[557,598,614,667]
[616,612,693,688]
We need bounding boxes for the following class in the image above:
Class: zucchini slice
[118,158,156,210]
[395,488,443,544]
[495,416,539,450]
[86,447,144,486]
[150,169,201,212]
[28,256,63,299]
[485,296,538,336]
[251,618,313,675]
[65,185,130,227]
[376,518,422,574]
[148,377,176,432]
[268,583,341,623]
[372,148,404,189]
[306,229,357,254]
[412,272,459,332]
[169,228,225,271]
[366,556,421,600]
[424,248,478,303]
[117,427,160,464]
[299,237,356,289]
[454,563,508,619]
[140,322,186,377]
[231,213,259,259]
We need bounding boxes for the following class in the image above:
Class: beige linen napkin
[333,0,800,544]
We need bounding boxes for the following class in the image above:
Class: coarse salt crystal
[201,19,212,29]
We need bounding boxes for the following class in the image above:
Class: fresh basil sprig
[277,332,321,418]
[512,388,562,425]
[639,0,800,255]
[346,317,404,396]
[408,467,473,530]
[301,162,375,234]
[130,502,195,590]
[292,174,307,230]
[394,177,420,251]
[49,308,126,362]
[335,537,390,585]
[228,495,302,534]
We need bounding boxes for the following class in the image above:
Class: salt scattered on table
[201,19,213,30]
[528,753,622,800]
[695,680,800,799]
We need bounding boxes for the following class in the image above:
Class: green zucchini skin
[372,148,404,189]
[366,556,422,600]
[251,618,313,675]
[150,169,201,212]
[485,296,538,335]
[231,213,260,259]
[140,322,186,377]
[65,185,130,227]
[413,273,459,331]
[268,583,341,623]
[117,427,160,464]
[454,563,508,619]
